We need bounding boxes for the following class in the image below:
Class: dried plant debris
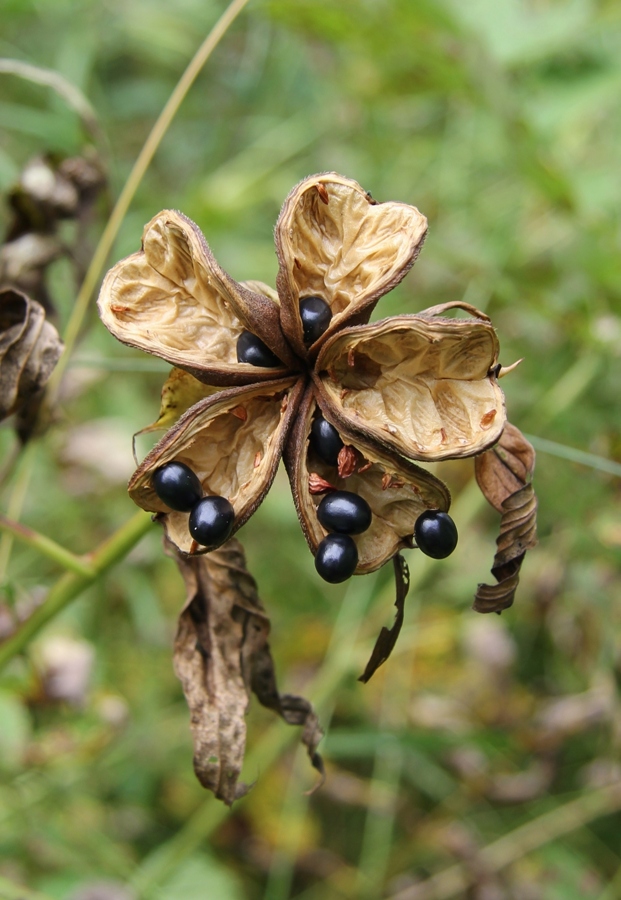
[474,423,538,613]
[98,172,537,790]
[0,288,63,423]
[359,554,410,683]
[171,538,323,804]
[1,151,106,313]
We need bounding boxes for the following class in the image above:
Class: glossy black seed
[317,491,372,535]
[189,496,235,548]
[310,414,344,466]
[299,296,332,345]
[414,510,458,559]
[152,462,203,512]
[315,534,358,583]
[236,331,282,368]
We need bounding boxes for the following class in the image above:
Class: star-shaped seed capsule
[98,173,534,602]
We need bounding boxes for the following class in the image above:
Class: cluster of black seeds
[310,413,372,584]
[152,461,235,549]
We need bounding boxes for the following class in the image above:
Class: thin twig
[0,510,152,672]
[388,784,621,900]
[525,433,621,479]
[47,0,253,401]
[0,442,37,583]
[0,873,53,900]
[0,514,95,578]
[0,57,105,147]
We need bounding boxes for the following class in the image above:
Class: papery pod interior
[315,314,506,462]
[98,211,294,386]
[275,173,428,358]
[285,390,451,574]
[129,377,304,554]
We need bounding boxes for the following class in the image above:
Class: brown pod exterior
[284,387,451,574]
[129,377,305,554]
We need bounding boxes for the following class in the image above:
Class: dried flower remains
[98,173,537,801]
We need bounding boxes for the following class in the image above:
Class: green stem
[0,442,37,583]
[0,874,53,900]
[0,514,95,578]
[525,433,621,479]
[47,0,252,399]
[0,511,152,672]
[388,784,621,900]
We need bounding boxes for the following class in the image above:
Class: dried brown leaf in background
[474,423,538,613]
[358,554,410,683]
[1,153,106,313]
[0,288,63,422]
[170,537,323,805]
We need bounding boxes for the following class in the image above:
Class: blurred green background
[1,0,621,897]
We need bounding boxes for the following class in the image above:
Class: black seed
[315,534,358,583]
[299,296,332,345]
[236,331,282,368]
[414,510,458,559]
[189,496,235,548]
[153,462,202,512]
[317,491,372,535]
[310,414,344,466]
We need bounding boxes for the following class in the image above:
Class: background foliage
[1,0,621,897]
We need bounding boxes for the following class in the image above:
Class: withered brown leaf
[0,288,63,422]
[359,554,410,683]
[474,423,538,613]
[170,537,323,805]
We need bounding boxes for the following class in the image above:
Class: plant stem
[0,58,104,147]
[0,442,37,584]
[388,784,621,900]
[525,433,621,479]
[0,510,152,672]
[47,0,253,399]
[0,874,53,900]
[0,514,95,578]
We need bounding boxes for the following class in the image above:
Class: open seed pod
[275,173,428,359]
[129,377,304,554]
[314,307,505,462]
[98,210,297,386]
[285,388,451,574]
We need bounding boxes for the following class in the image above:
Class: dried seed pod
[315,311,505,461]
[129,377,304,554]
[275,173,428,358]
[0,288,63,421]
[98,210,296,386]
[285,390,451,574]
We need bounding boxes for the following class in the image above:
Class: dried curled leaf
[0,288,63,421]
[171,537,323,805]
[98,210,296,386]
[275,172,428,358]
[474,423,538,612]
[359,554,410,683]
[285,389,451,574]
[2,152,106,314]
[315,313,505,462]
[129,378,304,554]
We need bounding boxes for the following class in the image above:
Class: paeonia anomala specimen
[98,173,537,801]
